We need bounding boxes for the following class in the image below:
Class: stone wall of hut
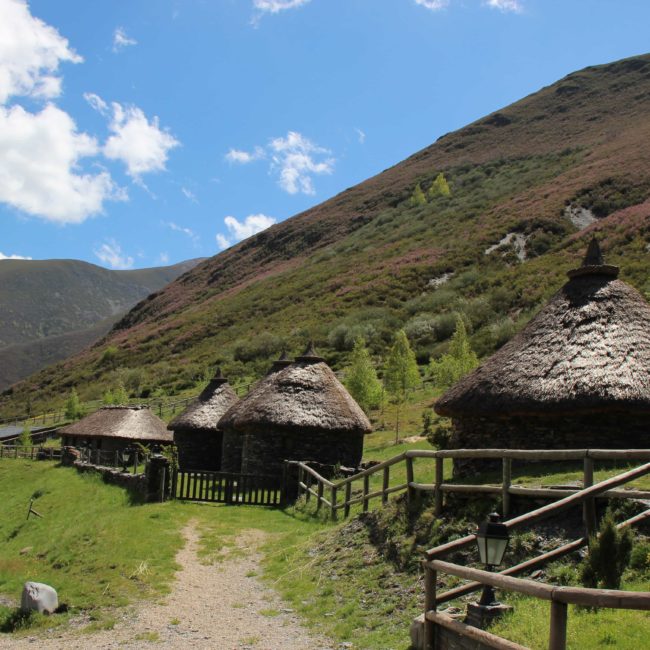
[450,412,650,476]
[221,430,244,473]
[173,428,223,471]
[240,428,364,477]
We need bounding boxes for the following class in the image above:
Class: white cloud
[181,186,198,203]
[0,0,82,105]
[225,146,265,164]
[104,103,180,179]
[484,0,522,11]
[112,27,137,52]
[216,213,276,249]
[355,128,366,144]
[0,103,124,223]
[158,252,169,264]
[0,251,32,260]
[83,92,108,115]
[94,238,134,269]
[167,221,199,243]
[414,0,449,10]
[269,131,334,195]
[253,0,311,14]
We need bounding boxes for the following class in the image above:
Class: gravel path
[1,523,335,650]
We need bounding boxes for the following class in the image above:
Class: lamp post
[476,512,509,606]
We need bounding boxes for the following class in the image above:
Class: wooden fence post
[583,456,597,539]
[363,475,370,512]
[382,466,390,505]
[316,481,324,512]
[305,472,311,502]
[549,600,568,650]
[502,457,512,518]
[424,565,437,650]
[344,482,352,518]
[434,457,443,516]
[406,457,415,504]
[330,486,338,520]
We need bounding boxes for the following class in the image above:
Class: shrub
[580,512,633,589]
[426,417,453,450]
[429,315,479,389]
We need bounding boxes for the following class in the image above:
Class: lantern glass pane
[487,538,508,566]
[477,535,488,565]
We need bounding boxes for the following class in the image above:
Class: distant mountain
[0,258,204,389]
[2,53,650,415]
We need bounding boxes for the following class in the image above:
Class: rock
[19,547,32,555]
[410,613,425,650]
[21,582,58,615]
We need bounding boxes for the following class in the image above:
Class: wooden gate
[173,470,283,506]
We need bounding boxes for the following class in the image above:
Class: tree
[580,511,633,589]
[19,422,32,448]
[429,315,479,389]
[344,338,383,415]
[384,330,420,442]
[65,388,84,421]
[410,183,427,207]
[103,389,114,405]
[428,172,451,199]
[112,382,129,405]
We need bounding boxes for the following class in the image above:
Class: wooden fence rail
[0,445,61,461]
[287,449,650,521]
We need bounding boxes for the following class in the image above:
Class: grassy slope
[3,54,650,416]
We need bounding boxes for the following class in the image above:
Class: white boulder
[20,582,58,614]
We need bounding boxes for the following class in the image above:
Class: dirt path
[2,523,335,650]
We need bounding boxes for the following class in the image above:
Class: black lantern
[476,512,509,606]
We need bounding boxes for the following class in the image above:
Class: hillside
[2,53,650,414]
[0,258,204,390]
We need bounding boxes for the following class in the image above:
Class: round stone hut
[167,368,239,471]
[59,405,172,454]
[435,239,650,474]
[219,344,372,477]
[220,352,293,473]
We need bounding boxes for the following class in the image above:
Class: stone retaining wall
[72,461,147,501]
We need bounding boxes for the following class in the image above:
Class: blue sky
[1,0,650,269]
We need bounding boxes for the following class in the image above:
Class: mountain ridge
[2,53,649,414]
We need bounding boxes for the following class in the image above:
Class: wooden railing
[0,445,62,460]
[287,449,650,523]
[421,461,650,650]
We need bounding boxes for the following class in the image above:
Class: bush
[580,512,633,589]
[426,417,452,450]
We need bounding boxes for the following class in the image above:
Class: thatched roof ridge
[168,371,239,432]
[59,406,172,441]
[219,360,372,434]
[435,248,650,418]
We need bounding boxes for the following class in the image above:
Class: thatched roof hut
[435,239,650,473]
[168,368,239,471]
[219,343,372,476]
[59,405,171,453]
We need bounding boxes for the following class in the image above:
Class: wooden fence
[421,461,650,649]
[287,449,650,528]
[173,470,283,506]
[0,445,62,461]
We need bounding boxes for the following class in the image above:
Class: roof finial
[567,237,619,279]
[211,366,227,384]
[582,237,604,266]
[296,340,325,364]
[268,349,293,375]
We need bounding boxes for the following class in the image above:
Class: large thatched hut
[59,405,172,453]
[435,239,650,473]
[219,344,372,476]
[220,352,293,473]
[167,368,239,471]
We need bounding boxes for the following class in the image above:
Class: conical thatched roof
[168,368,239,431]
[219,347,372,434]
[435,240,650,418]
[59,405,172,441]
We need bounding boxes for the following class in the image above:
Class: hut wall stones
[435,240,650,476]
[219,346,372,477]
[168,370,239,471]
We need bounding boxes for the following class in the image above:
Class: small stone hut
[59,405,172,453]
[219,344,372,477]
[167,368,239,471]
[220,352,293,473]
[435,239,650,474]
